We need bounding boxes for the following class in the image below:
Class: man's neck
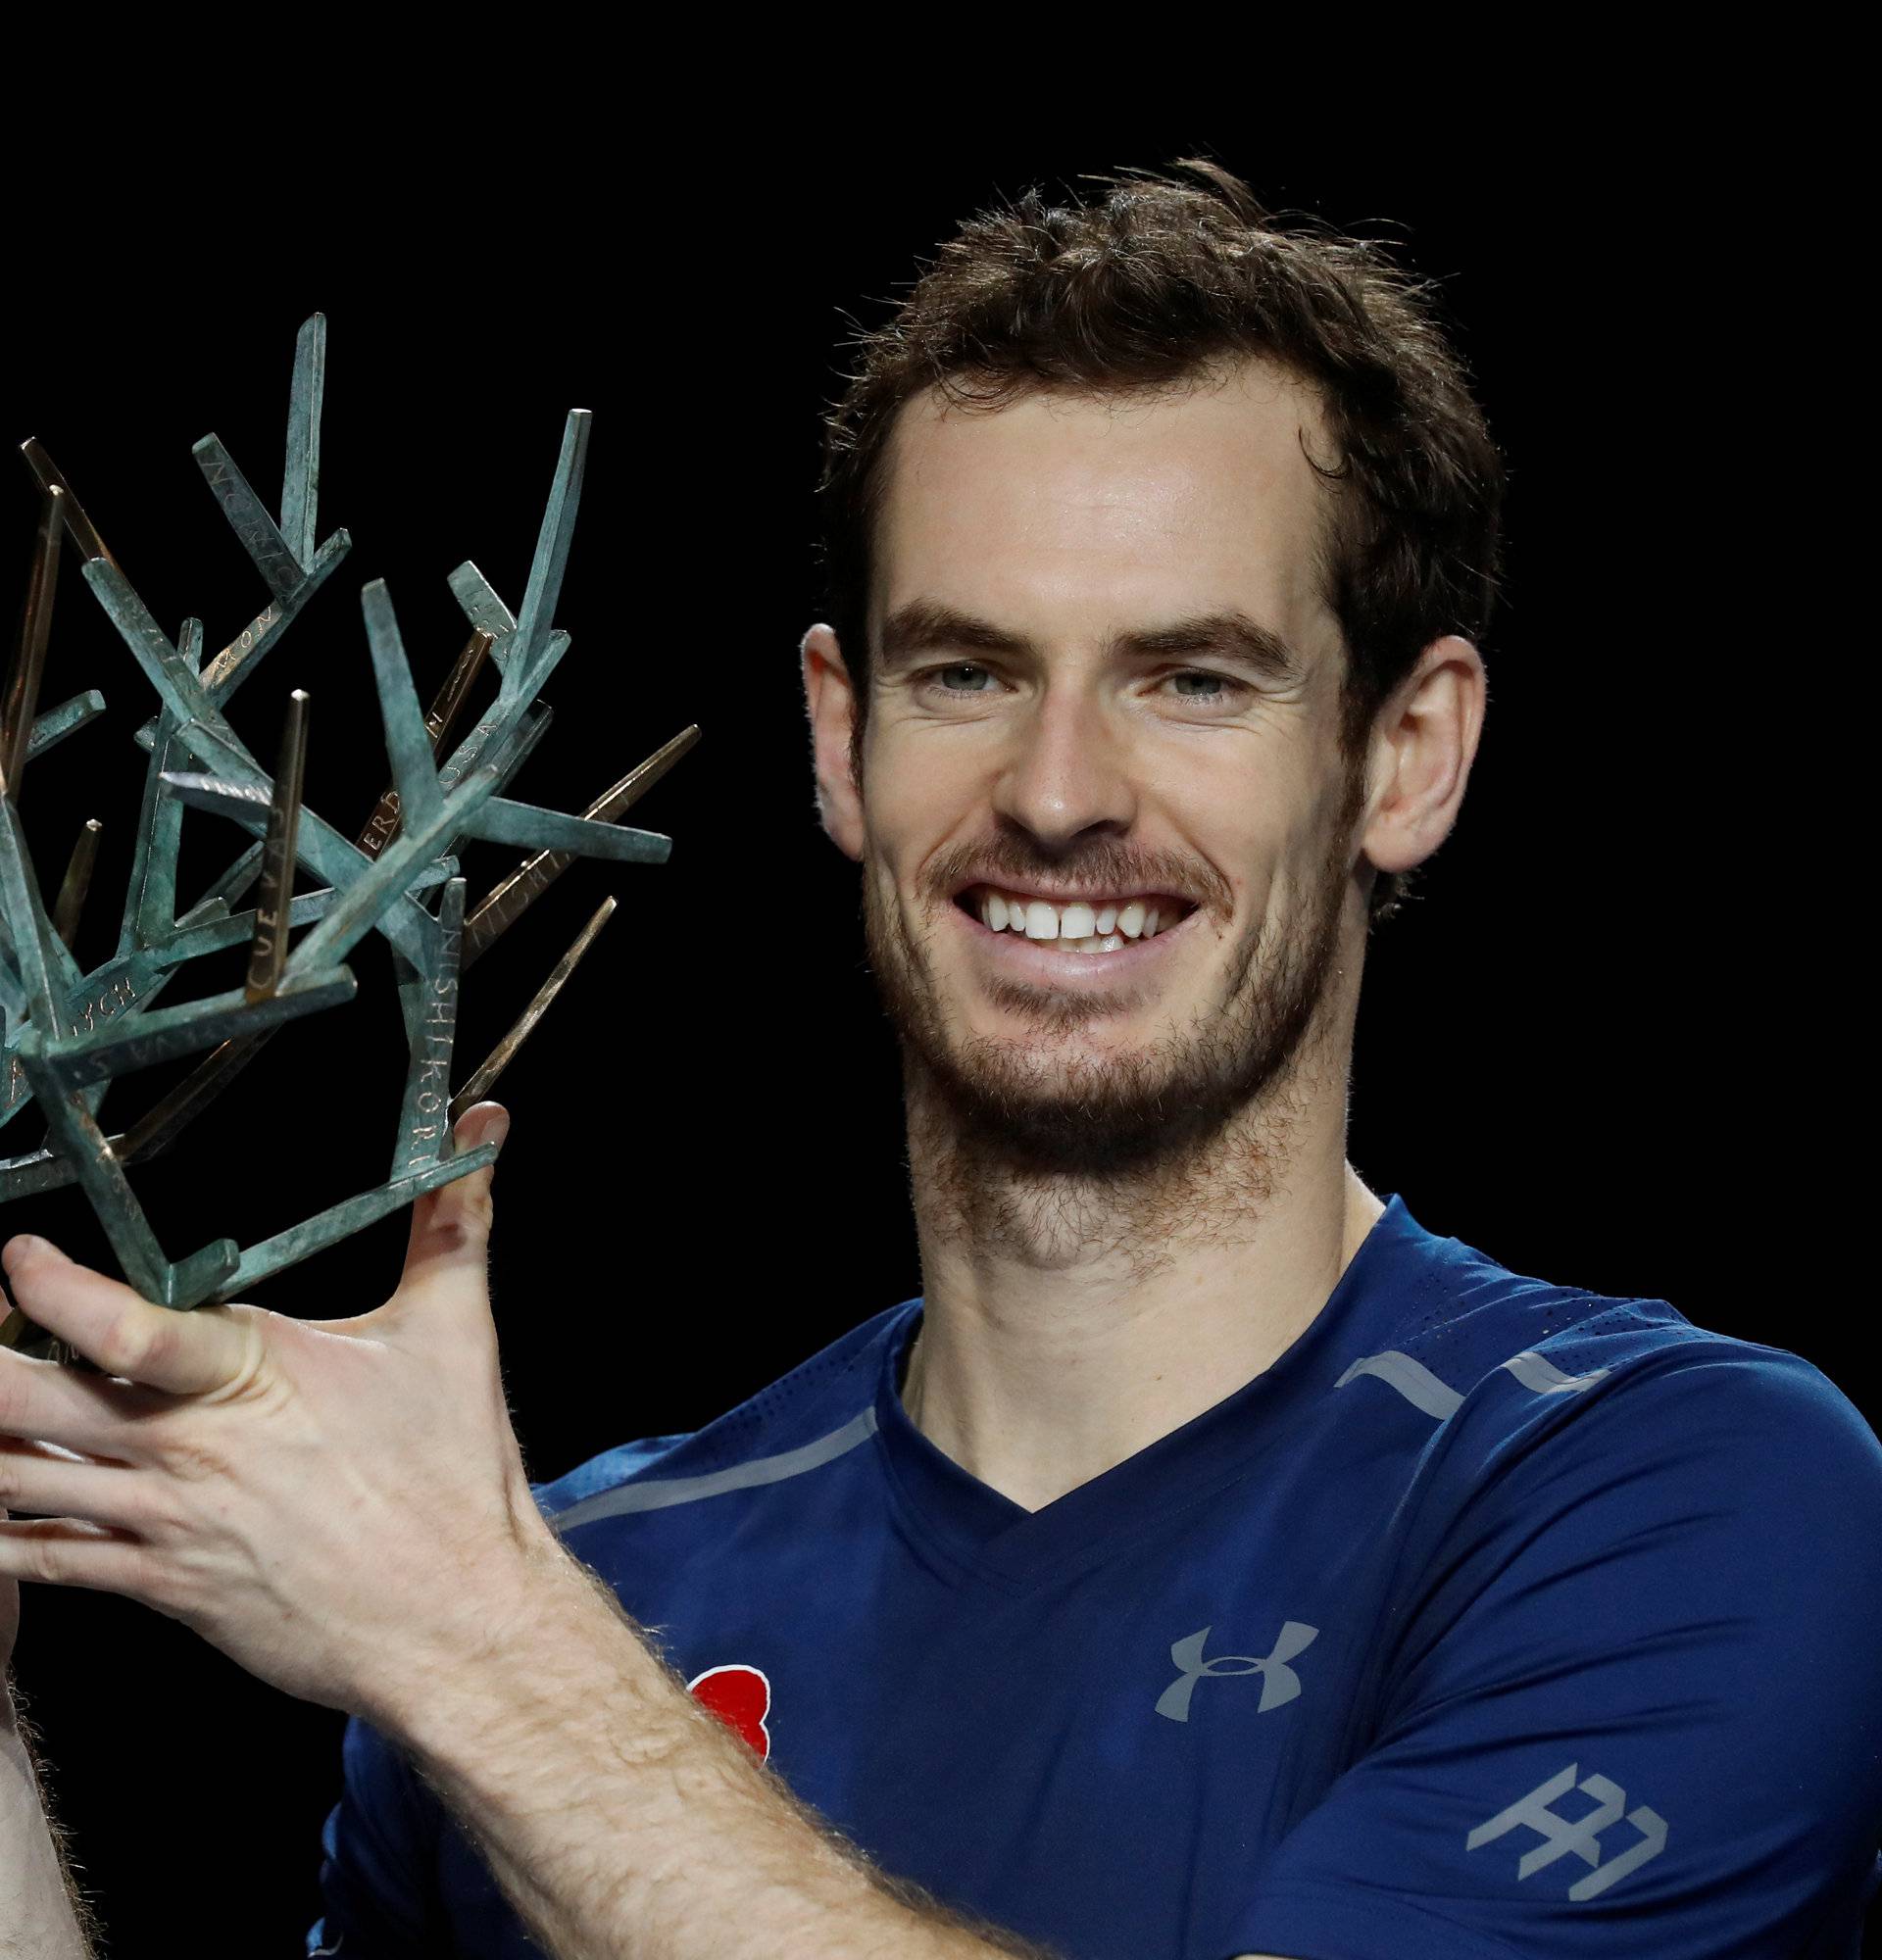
[900,1070,1384,1515]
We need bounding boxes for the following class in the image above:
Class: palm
[0,1102,521,1718]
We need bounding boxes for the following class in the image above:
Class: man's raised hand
[0,1102,558,1725]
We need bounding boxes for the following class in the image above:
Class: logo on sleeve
[1154,1622,1319,1723]
[1466,1763,1667,1901]
[686,1663,772,1760]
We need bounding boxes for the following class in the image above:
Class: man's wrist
[367,1523,614,1762]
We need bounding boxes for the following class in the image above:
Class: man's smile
[954,882,1198,950]
[941,881,1207,987]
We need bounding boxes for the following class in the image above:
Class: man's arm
[1,1614,98,1958]
[0,1725,93,1959]
[381,1530,1293,1960]
[380,1533,1057,1959]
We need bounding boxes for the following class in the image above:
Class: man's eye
[927,663,996,694]
[1168,670,1235,701]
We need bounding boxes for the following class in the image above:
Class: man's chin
[910,1033,1232,1179]
[946,976,1161,1044]
[936,1012,1174,1095]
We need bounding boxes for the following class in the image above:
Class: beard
[861,760,1366,1200]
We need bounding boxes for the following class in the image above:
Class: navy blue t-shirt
[308,1197,1882,1957]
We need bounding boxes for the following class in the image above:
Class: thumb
[397,1102,510,1304]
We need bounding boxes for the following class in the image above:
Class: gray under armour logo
[1466,1763,1668,1901]
[1154,1622,1319,1723]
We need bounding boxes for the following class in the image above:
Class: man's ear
[1360,633,1487,881]
[801,622,867,861]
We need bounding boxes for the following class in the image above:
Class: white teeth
[968,889,1182,951]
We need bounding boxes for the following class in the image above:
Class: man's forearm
[0,1693,97,1959]
[381,1539,1057,1960]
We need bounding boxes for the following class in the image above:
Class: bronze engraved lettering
[203,600,281,690]
[204,452,300,596]
[438,715,503,792]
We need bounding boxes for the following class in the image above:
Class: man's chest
[436,1427,1427,1959]
[618,1475,1407,1957]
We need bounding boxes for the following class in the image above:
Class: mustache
[920,837,1231,911]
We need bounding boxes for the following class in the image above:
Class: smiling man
[3,162,1881,1960]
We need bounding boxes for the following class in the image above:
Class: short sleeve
[1225,1347,1882,1960]
[306,1715,444,1956]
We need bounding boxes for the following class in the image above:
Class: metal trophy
[0,316,696,1357]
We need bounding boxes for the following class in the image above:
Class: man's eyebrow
[877,601,1036,667]
[876,601,1305,685]
[1112,612,1305,685]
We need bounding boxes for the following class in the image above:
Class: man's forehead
[872,359,1337,648]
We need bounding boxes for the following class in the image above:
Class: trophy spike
[19,440,114,566]
[510,409,592,691]
[191,318,348,702]
[447,562,519,674]
[116,1032,271,1165]
[357,628,494,861]
[281,313,326,572]
[449,896,616,1125]
[462,724,700,973]
[390,876,466,1179]
[2,483,64,803]
[191,434,304,601]
[244,690,310,1003]
[52,818,103,950]
[360,582,445,841]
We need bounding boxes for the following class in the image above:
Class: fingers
[0,1437,152,1531]
[398,1102,509,1304]
[0,1238,252,1396]
[0,1516,150,1600]
[0,1348,168,1459]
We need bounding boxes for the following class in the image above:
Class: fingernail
[485,1110,511,1153]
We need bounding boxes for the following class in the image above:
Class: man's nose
[990,684,1138,850]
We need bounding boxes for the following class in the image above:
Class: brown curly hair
[816,159,1506,922]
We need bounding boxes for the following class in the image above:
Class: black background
[2,123,1870,1952]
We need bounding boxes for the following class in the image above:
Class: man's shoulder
[530,1297,919,1530]
[1446,1302,1882,1495]
[1382,1205,1849,1407]
[1367,1212,1882,1522]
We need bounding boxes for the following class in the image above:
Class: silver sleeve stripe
[1334,1348,1610,1422]
[1334,1350,1464,1420]
[1500,1349,1611,1396]
[547,1405,880,1531]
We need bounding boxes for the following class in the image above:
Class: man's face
[843,361,1370,1177]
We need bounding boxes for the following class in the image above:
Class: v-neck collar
[870,1194,1433,1592]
